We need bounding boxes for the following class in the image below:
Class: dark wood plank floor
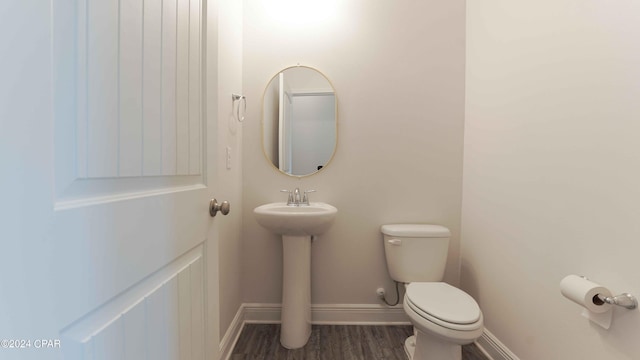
[230,324,488,360]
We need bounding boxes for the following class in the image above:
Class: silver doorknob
[209,198,230,217]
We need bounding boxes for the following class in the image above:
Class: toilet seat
[405,282,482,332]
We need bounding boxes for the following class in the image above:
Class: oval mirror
[262,66,337,177]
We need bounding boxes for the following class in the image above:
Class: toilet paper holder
[595,293,638,310]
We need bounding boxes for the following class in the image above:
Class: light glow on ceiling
[262,0,339,28]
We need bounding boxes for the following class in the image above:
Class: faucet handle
[280,189,294,205]
[302,190,316,205]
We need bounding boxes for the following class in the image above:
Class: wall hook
[232,94,246,122]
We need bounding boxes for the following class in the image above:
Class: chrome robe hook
[232,94,246,122]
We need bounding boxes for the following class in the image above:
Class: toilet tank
[381,224,451,283]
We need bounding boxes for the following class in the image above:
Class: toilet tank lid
[381,224,451,237]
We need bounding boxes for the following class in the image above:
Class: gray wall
[242,0,466,305]
[216,0,244,339]
[463,1,640,358]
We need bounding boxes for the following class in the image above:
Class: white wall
[242,0,465,305]
[463,1,640,359]
[285,67,334,93]
[216,0,243,339]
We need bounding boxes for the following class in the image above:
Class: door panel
[52,0,209,355]
[0,0,216,359]
[55,0,202,198]
[60,246,204,359]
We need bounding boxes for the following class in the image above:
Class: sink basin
[253,202,337,236]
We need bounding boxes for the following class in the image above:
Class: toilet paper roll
[560,275,612,313]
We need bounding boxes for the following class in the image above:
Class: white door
[278,73,293,173]
[290,93,335,175]
[1,1,221,359]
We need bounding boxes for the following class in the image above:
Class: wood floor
[230,324,489,360]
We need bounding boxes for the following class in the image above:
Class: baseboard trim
[243,303,411,325]
[312,303,411,325]
[243,303,282,323]
[219,304,246,360]
[476,328,520,360]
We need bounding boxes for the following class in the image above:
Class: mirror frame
[261,65,338,177]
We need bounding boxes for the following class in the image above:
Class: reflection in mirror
[262,66,337,177]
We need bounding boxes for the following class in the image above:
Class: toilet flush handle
[388,239,402,246]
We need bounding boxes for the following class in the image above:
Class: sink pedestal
[252,202,338,349]
[280,235,312,349]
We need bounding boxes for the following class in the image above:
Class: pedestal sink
[253,202,337,349]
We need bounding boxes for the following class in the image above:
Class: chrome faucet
[293,188,301,205]
[280,188,316,206]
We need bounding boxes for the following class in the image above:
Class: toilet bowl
[381,224,484,360]
[403,282,483,360]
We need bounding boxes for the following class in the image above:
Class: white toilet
[381,224,484,360]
